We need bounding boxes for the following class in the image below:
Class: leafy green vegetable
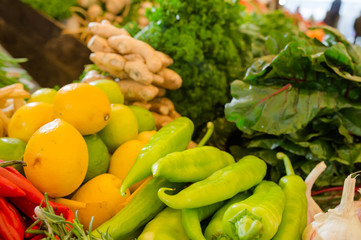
[134,0,252,132]
[0,52,31,89]
[225,27,361,188]
[21,0,76,20]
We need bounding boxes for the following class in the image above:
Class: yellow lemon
[108,131,156,193]
[27,88,57,104]
[98,104,138,152]
[8,102,54,142]
[24,119,88,198]
[71,173,130,230]
[53,83,111,135]
[136,130,157,143]
[83,134,110,183]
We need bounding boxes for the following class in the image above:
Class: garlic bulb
[306,173,361,240]
[305,161,327,224]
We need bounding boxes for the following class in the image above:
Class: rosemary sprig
[26,193,112,240]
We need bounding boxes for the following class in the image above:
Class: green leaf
[225,81,341,135]
[333,143,361,165]
[337,108,361,137]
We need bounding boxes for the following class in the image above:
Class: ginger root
[87,35,114,53]
[117,80,159,102]
[154,68,182,90]
[81,70,109,83]
[108,35,163,73]
[151,112,173,129]
[88,22,130,38]
[105,0,130,14]
[90,52,127,79]
[124,61,153,85]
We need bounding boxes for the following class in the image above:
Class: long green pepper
[93,177,183,239]
[120,117,194,195]
[152,146,235,182]
[158,155,267,209]
[272,152,307,240]
[182,201,225,240]
[204,192,250,240]
[138,207,189,240]
[222,181,285,240]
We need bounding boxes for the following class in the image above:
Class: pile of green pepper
[94,118,308,240]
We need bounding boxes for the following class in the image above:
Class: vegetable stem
[197,122,214,147]
[276,152,294,176]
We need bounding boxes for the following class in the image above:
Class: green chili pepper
[204,192,250,240]
[182,200,225,240]
[120,117,194,195]
[157,155,267,209]
[93,177,183,239]
[272,152,307,240]
[222,180,285,240]
[152,146,235,182]
[138,207,189,240]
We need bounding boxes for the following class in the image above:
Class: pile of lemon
[3,80,157,229]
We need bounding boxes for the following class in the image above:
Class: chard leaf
[324,43,355,74]
[332,143,361,165]
[307,139,335,160]
[246,137,283,150]
[279,140,309,156]
[225,81,341,135]
[337,108,361,136]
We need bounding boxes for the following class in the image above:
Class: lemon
[108,130,156,193]
[53,83,111,135]
[89,79,124,104]
[83,134,110,183]
[71,173,130,230]
[0,137,26,173]
[128,106,156,132]
[98,104,138,152]
[136,130,157,143]
[24,119,88,198]
[8,102,54,142]
[27,88,57,104]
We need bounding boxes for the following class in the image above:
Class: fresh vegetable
[204,192,251,240]
[224,26,361,190]
[94,177,183,239]
[120,116,194,195]
[0,160,73,221]
[152,146,235,182]
[70,173,130,230]
[25,193,110,240]
[272,152,307,239]
[0,83,31,138]
[182,201,224,240]
[0,52,29,89]
[222,181,285,240]
[135,0,249,131]
[21,0,77,20]
[302,172,361,240]
[305,161,327,224]
[138,207,189,240]
[0,174,26,197]
[158,155,267,209]
[0,197,24,240]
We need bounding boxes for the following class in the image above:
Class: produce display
[2,0,361,239]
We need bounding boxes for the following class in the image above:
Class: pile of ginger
[82,20,183,129]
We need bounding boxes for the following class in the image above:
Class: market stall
[1,0,361,239]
